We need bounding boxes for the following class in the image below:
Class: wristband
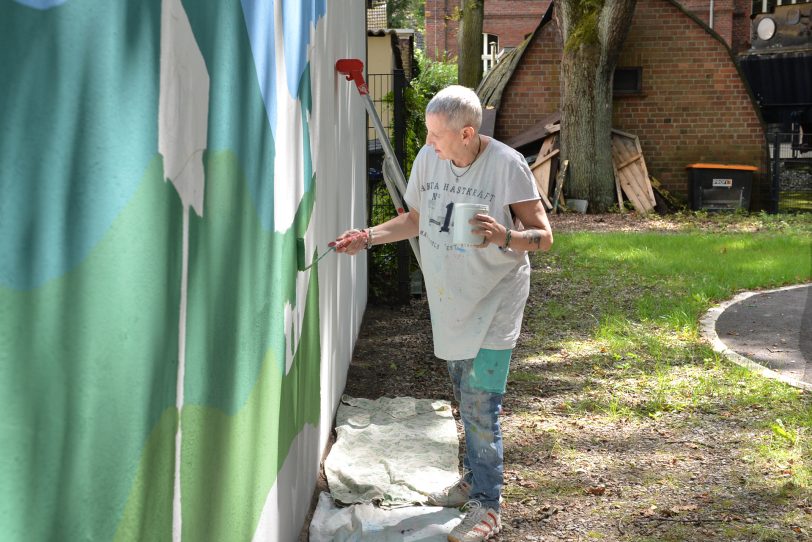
[364,228,373,250]
[503,229,512,249]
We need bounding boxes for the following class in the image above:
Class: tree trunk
[556,0,637,212]
[457,0,484,88]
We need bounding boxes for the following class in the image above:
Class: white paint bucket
[453,203,489,246]
[569,199,588,214]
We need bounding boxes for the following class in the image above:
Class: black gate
[367,69,412,304]
[770,131,812,213]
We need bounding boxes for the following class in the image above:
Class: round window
[756,17,776,41]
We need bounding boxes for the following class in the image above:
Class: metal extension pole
[336,58,422,269]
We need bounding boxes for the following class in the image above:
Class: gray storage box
[687,163,756,211]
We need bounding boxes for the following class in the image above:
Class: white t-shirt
[404,138,540,360]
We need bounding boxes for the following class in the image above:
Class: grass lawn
[502,212,812,540]
[779,191,812,212]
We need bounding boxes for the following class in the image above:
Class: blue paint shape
[281,0,325,97]
[0,2,160,290]
[12,0,68,9]
[239,0,326,135]
[236,0,325,231]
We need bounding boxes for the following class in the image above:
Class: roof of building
[367,2,387,31]
[368,29,415,37]
[476,3,553,109]
[475,0,739,117]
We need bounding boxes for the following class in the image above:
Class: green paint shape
[113,408,177,542]
[180,151,321,539]
[0,156,182,541]
[180,267,320,541]
[112,151,321,541]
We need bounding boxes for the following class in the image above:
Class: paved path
[700,284,811,391]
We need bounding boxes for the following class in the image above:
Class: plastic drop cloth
[309,492,464,542]
[324,395,460,508]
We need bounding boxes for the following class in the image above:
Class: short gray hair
[426,85,482,132]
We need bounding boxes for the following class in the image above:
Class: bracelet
[503,228,512,249]
[365,228,373,250]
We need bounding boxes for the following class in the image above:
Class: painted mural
[0,1,364,540]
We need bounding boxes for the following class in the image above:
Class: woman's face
[425,113,468,163]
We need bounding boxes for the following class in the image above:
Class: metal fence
[366,70,413,304]
[770,131,812,213]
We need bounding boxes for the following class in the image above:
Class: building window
[613,67,643,96]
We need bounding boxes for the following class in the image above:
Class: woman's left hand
[470,213,507,248]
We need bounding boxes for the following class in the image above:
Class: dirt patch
[549,212,685,233]
[299,213,811,541]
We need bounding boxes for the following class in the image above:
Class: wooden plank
[552,159,568,213]
[537,185,552,209]
[633,136,656,206]
[611,127,638,140]
[613,164,625,212]
[531,151,558,196]
[619,167,654,212]
[619,135,654,208]
[611,130,654,213]
[529,150,554,208]
[549,155,559,203]
[535,137,555,161]
[616,152,643,171]
[618,155,653,209]
[611,139,628,172]
[531,159,552,196]
[502,111,561,150]
[622,155,654,208]
[530,135,559,200]
[531,148,559,167]
[620,179,647,213]
[615,148,647,212]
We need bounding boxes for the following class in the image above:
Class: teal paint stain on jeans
[470,349,512,394]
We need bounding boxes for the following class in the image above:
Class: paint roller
[296,230,369,271]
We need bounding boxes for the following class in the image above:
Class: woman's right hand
[331,229,369,256]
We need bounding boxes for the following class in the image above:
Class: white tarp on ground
[309,492,464,542]
[324,396,460,507]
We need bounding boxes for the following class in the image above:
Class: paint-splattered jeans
[446,358,504,512]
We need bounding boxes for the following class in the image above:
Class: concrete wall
[495,0,766,201]
[0,0,367,540]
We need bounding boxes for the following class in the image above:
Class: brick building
[425,1,752,61]
[477,0,767,204]
[424,0,551,60]
[677,0,753,53]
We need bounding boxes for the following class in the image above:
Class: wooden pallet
[529,124,560,210]
[611,129,655,213]
[529,124,654,214]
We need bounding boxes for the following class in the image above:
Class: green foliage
[771,419,798,446]
[370,50,455,305]
[564,0,604,52]
[368,180,404,304]
[387,0,425,30]
[403,49,457,176]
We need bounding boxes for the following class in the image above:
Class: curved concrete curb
[700,283,812,392]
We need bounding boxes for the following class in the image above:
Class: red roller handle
[335,58,369,96]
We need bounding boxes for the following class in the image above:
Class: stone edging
[699,283,811,392]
